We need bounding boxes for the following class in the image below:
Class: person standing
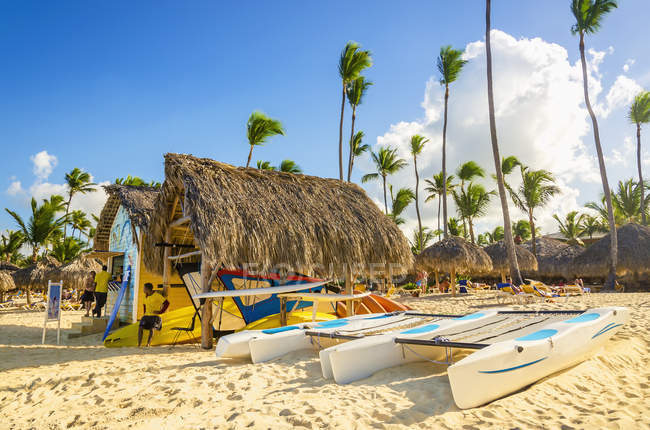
[138,283,169,347]
[81,270,96,317]
[93,265,111,318]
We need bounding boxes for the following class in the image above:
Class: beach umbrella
[415,236,492,295]
[570,223,650,280]
[51,255,102,292]
[12,255,61,304]
[484,241,537,283]
[0,271,16,301]
[522,237,582,280]
[0,261,20,272]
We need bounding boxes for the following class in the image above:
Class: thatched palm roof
[49,256,102,291]
[521,237,580,279]
[415,236,492,274]
[94,184,159,251]
[484,241,538,274]
[144,153,413,278]
[0,261,20,272]
[12,256,61,291]
[570,223,650,277]
[0,271,16,293]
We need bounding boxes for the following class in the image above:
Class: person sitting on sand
[138,283,170,347]
[81,270,96,317]
[439,278,450,294]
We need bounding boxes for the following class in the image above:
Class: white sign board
[42,280,62,345]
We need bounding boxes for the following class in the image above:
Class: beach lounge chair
[495,283,535,304]
[0,299,14,309]
[171,309,201,347]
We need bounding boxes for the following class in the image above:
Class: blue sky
[1,0,649,237]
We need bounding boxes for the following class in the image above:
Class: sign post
[42,280,62,345]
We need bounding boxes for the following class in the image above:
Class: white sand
[1,292,648,429]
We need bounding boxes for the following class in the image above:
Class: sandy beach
[1,292,648,430]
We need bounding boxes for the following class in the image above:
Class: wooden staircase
[68,316,118,339]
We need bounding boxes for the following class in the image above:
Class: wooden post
[501,271,506,284]
[162,228,171,298]
[451,267,456,297]
[435,271,440,292]
[280,297,287,326]
[344,265,353,317]
[200,259,213,349]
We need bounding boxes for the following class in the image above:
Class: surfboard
[102,266,131,341]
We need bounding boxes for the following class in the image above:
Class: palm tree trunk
[460,180,468,238]
[529,209,537,258]
[382,175,388,215]
[246,145,254,168]
[579,31,617,290]
[469,218,475,244]
[413,155,422,244]
[63,195,72,240]
[437,197,441,241]
[486,0,522,285]
[338,83,346,181]
[442,84,450,238]
[347,105,357,182]
[638,123,646,225]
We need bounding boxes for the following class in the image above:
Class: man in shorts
[138,283,169,347]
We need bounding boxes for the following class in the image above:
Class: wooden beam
[162,228,171,298]
[167,250,202,260]
[345,265,353,317]
[169,215,191,228]
[200,259,213,349]
[169,195,179,223]
[279,297,287,326]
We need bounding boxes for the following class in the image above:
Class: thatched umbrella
[522,237,580,280]
[0,271,16,302]
[415,236,492,295]
[12,256,61,304]
[571,223,650,279]
[0,261,20,272]
[484,241,538,283]
[50,256,102,292]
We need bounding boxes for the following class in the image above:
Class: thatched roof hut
[0,261,20,272]
[144,153,413,279]
[49,256,102,291]
[570,223,650,278]
[0,271,16,293]
[12,256,61,293]
[521,237,581,279]
[484,241,538,282]
[93,184,159,251]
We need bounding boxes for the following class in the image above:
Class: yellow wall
[136,264,194,320]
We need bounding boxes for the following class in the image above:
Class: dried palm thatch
[144,153,413,278]
[49,255,102,291]
[12,255,61,293]
[416,236,492,275]
[484,241,537,281]
[0,261,20,272]
[570,223,650,278]
[521,237,579,279]
[94,184,159,251]
[0,271,16,293]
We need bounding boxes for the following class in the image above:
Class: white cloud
[623,58,635,73]
[6,181,24,196]
[359,30,620,239]
[605,136,636,167]
[596,75,643,118]
[29,150,58,180]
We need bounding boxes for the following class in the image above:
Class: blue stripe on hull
[592,323,622,339]
[478,357,547,374]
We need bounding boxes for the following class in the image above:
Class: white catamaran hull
[323,310,503,384]
[448,307,629,409]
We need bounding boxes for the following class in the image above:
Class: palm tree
[338,42,372,181]
[611,178,648,223]
[245,111,285,168]
[362,146,407,214]
[493,155,522,187]
[571,0,618,289]
[456,161,486,235]
[388,186,415,225]
[63,168,96,239]
[279,159,303,174]
[348,131,370,181]
[581,214,607,239]
[491,225,505,242]
[486,0,522,284]
[410,135,429,244]
[51,237,88,263]
[410,227,436,255]
[507,167,560,258]
[346,77,373,181]
[629,91,650,225]
[115,176,161,188]
[256,160,276,171]
[70,210,91,239]
[447,217,464,237]
[554,211,585,246]
[512,219,534,242]
[424,172,456,239]
[438,45,468,238]
[452,183,495,244]
[0,230,25,262]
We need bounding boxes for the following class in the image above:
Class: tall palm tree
[410,135,429,244]
[553,211,586,246]
[581,214,607,239]
[348,131,370,181]
[362,146,407,214]
[51,237,88,264]
[611,178,648,223]
[452,183,495,244]
[512,219,534,242]
[245,111,285,168]
[256,160,276,171]
[346,77,373,181]
[338,42,372,181]
[279,159,303,174]
[63,168,96,239]
[388,186,415,225]
[0,230,25,262]
[456,161,486,236]
[424,172,456,239]
[507,167,560,258]
[493,155,522,188]
[70,210,91,239]
[447,217,464,237]
[438,46,468,238]
[571,0,618,289]
[486,0,522,284]
[410,227,436,255]
[629,91,650,225]
[115,176,161,188]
